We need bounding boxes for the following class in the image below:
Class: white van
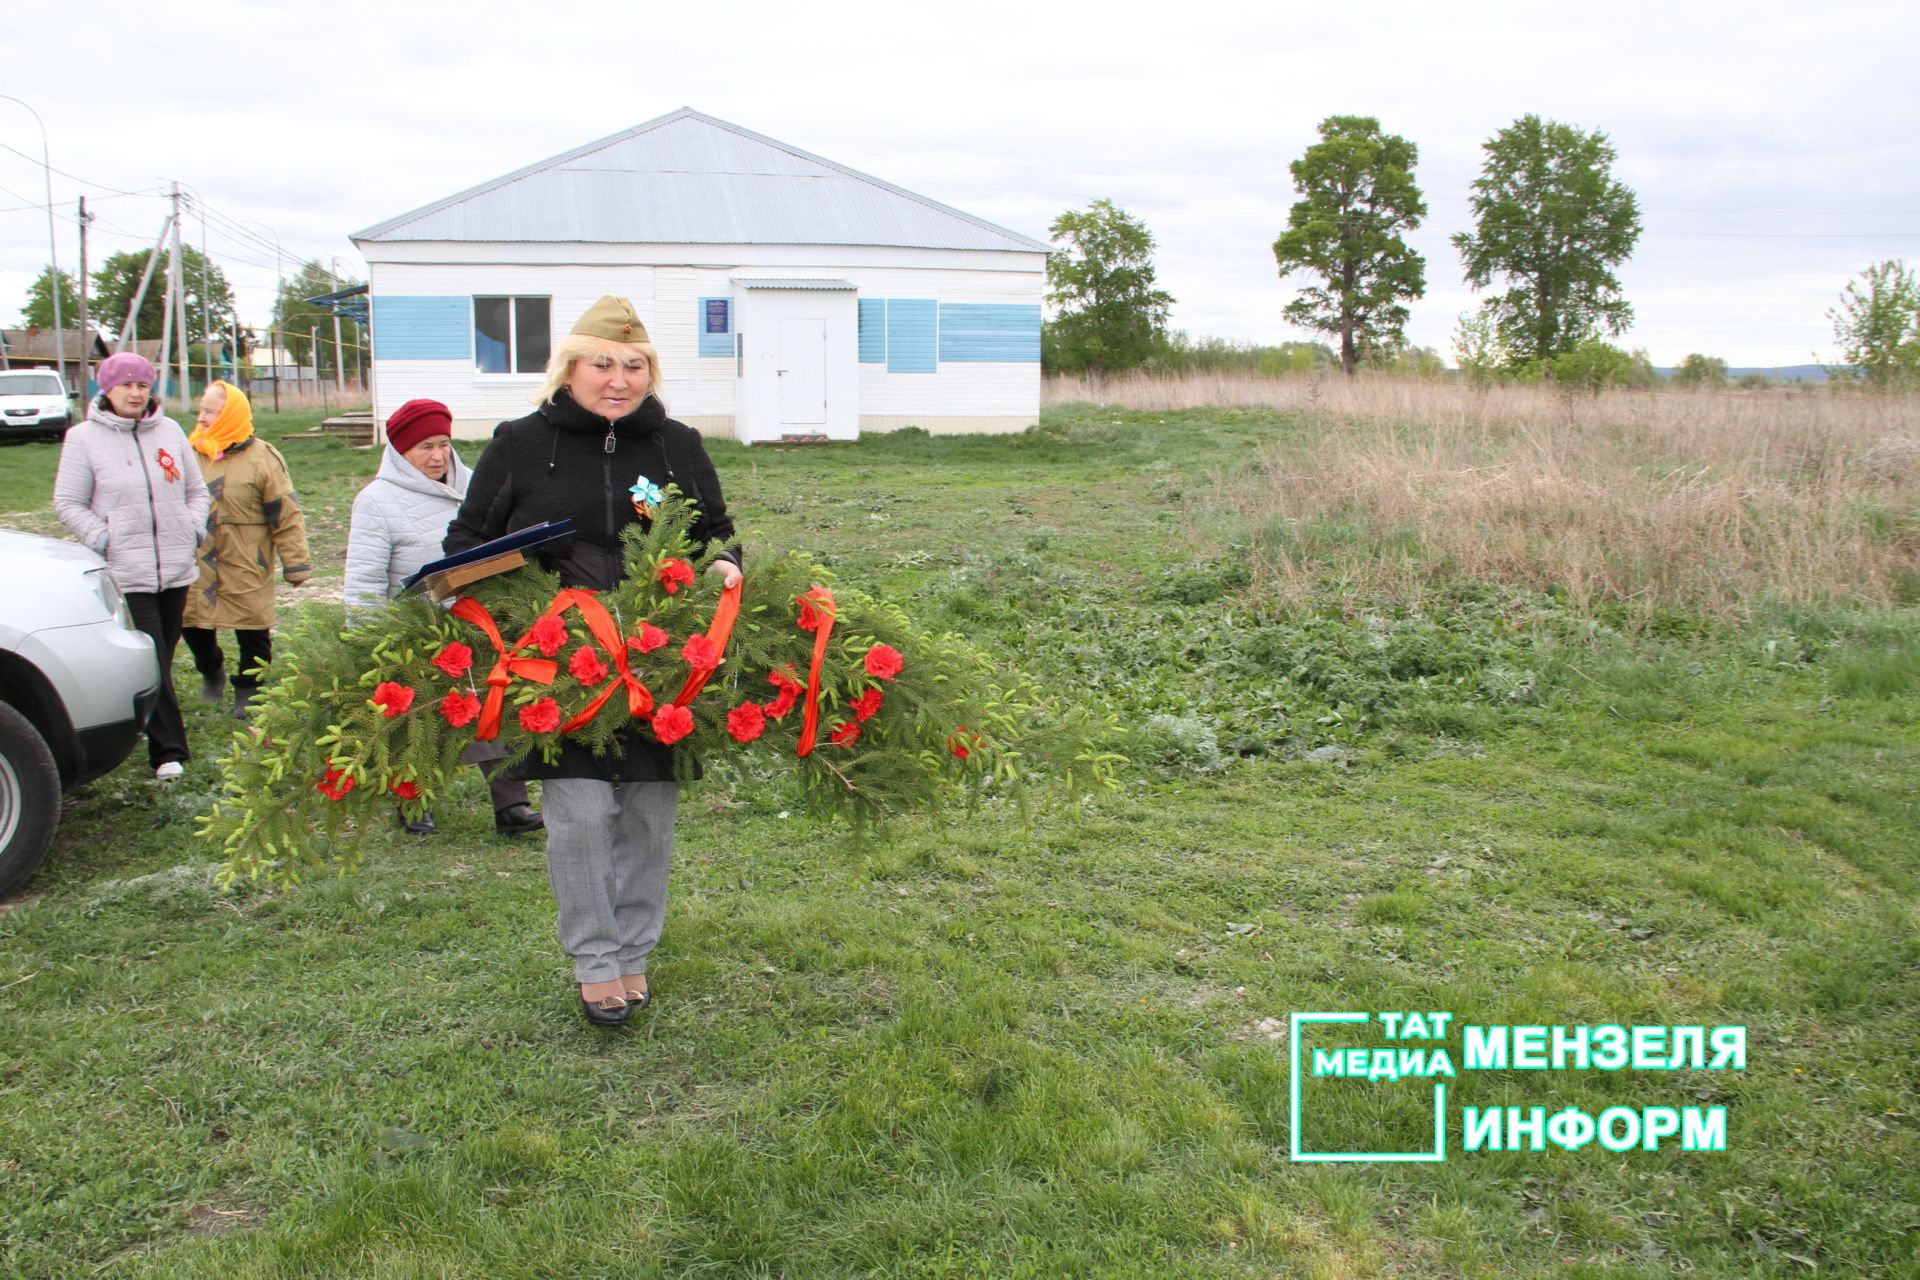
[0,369,75,441]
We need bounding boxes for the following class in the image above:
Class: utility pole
[170,183,191,411]
[77,197,94,393]
[311,324,325,412]
[0,97,67,396]
[118,215,172,352]
[271,320,281,413]
[332,313,346,395]
[200,198,213,389]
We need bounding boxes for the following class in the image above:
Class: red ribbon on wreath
[453,577,746,740]
[672,579,742,708]
[449,596,559,741]
[793,586,837,757]
[553,588,655,732]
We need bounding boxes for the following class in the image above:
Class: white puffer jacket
[52,397,209,593]
[343,443,473,609]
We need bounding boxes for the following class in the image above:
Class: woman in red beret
[344,397,543,837]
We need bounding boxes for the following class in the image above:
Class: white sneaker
[154,761,184,781]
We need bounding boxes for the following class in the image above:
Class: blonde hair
[534,334,667,409]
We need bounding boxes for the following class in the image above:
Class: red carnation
[681,633,721,672]
[519,697,561,734]
[948,726,976,759]
[850,686,884,722]
[656,558,695,594]
[864,644,904,680]
[726,701,766,743]
[829,721,860,747]
[439,689,482,728]
[652,703,694,744]
[629,622,669,654]
[431,642,474,678]
[315,758,356,801]
[796,586,835,632]
[765,666,803,719]
[569,644,610,685]
[389,779,420,800]
[371,681,416,718]
[526,615,567,657]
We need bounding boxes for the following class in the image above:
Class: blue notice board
[698,297,732,357]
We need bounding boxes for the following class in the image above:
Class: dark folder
[401,520,575,602]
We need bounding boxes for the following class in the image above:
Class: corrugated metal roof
[730,277,855,290]
[351,108,1050,255]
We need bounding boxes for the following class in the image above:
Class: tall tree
[1043,199,1174,375]
[1272,115,1427,376]
[91,245,237,343]
[1672,353,1729,387]
[19,266,82,331]
[1829,260,1920,388]
[1452,114,1642,364]
[271,260,365,375]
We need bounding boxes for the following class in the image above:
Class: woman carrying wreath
[443,296,742,1026]
[343,397,543,839]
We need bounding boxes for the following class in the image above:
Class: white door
[778,318,826,427]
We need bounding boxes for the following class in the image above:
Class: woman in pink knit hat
[51,353,208,780]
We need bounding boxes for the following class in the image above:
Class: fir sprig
[200,492,1123,887]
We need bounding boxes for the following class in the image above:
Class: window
[473,296,551,374]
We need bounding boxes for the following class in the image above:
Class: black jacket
[443,391,741,780]
[445,391,739,589]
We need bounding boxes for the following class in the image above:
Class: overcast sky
[3,0,1914,368]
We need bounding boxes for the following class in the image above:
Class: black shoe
[495,803,544,837]
[232,687,256,719]
[199,667,227,704]
[581,993,631,1026]
[396,807,437,836]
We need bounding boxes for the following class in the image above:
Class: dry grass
[1047,371,1920,616]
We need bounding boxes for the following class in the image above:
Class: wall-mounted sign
[704,298,731,335]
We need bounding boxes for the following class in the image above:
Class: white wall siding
[857,362,1039,417]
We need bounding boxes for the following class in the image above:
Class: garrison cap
[571,295,651,344]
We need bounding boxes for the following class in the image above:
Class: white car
[0,529,160,897]
[0,369,75,441]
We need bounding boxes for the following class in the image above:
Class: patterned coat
[183,437,312,629]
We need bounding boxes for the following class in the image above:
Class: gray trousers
[540,778,678,984]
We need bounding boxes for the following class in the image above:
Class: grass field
[1,398,1915,1277]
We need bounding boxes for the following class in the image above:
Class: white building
[350,108,1048,444]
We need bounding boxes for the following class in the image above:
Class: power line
[0,139,152,197]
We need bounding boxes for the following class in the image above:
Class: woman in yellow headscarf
[182,381,312,717]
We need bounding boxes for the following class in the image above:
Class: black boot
[232,687,255,719]
[200,666,227,704]
[494,803,544,836]
[396,807,437,836]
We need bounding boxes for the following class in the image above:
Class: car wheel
[0,701,61,899]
